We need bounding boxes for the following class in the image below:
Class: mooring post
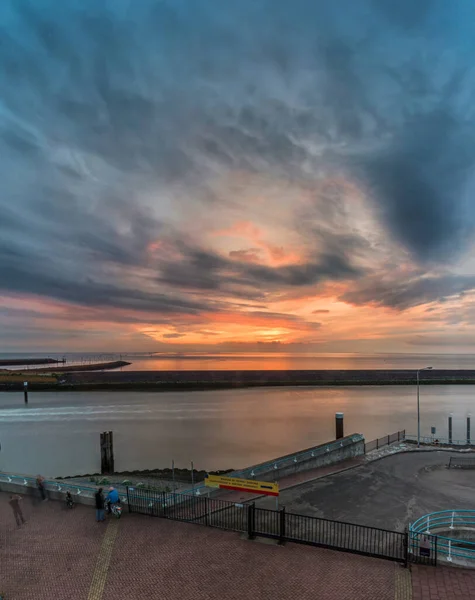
[448,414,453,445]
[100,432,106,474]
[23,381,28,404]
[467,415,471,445]
[108,430,115,473]
[335,412,344,440]
[100,431,114,474]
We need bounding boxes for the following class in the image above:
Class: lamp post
[417,367,432,448]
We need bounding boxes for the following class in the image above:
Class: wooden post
[108,431,115,473]
[100,431,115,474]
[100,432,106,474]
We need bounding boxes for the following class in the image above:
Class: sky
[2,0,475,354]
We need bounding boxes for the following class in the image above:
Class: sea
[0,352,474,477]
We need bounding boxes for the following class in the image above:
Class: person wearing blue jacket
[106,487,120,514]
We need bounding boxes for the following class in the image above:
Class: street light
[417,366,433,447]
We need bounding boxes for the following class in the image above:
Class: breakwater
[2,368,475,391]
[55,368,475,390]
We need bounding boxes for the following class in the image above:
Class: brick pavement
[0,493,103,600]
[103,515,396,600]
[412,565,475,600]
[1,491,400,600]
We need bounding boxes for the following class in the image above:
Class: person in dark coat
[95,487,105,522]
[9,495,25,526]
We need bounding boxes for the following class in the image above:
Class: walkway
[1,492,398,600]
[412,565,475,600]
[211,455,365,504]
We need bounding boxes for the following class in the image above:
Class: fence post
[403,529,409,568]
[434,535,438,567]
[248,503,255,540]
[126,486,131,513]
[376,438,379,450]
[398,431,400,442]
[162,491,167,518]
[205,496,209,527]
[279,507,286,545]
[388,434,390,446]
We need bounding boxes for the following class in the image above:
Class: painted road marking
[87,519,119,600]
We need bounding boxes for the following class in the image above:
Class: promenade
[1,491,474,599]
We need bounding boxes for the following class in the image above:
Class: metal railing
[0,472,128,504]
[364,430,405,453]
[410,510,475,563]
[405,434,474,446]
[128,487,407,564]
[175,434,365,497]
[449,456,475,468]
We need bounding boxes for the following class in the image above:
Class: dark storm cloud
[358,109,475,262]
[1,0,475,319]
[340,274,475,310]
[157,243,361,293]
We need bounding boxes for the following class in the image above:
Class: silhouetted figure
[36,475,47,501]
[95,488,105,522]
[9,494,25,526]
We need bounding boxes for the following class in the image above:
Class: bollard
[335,412,344,440]
[468,415,471,445]
[23,381,28,404]
[448,414,453,445]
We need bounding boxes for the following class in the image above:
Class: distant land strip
[2,368,475,391]
[0,358,60,366]
[29,360,131,373]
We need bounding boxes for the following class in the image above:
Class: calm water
[0,385,473,477]
[3,352,475,371]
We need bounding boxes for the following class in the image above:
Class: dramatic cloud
[1,0,475,351]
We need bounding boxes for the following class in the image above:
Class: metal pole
[23,381,28,404]
[417,370,420,448]
[172,459,176,492]
[467,415,471,445]
[448,414,453,445]
[191,461,194,494]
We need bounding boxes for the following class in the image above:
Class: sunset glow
[1,1,475,354]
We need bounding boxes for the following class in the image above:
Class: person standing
[36,475,47,501]
[95,487,105,522]
[9,494,25,526]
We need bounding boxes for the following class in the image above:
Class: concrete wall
[227,434,365,484]
[0,434,365,502]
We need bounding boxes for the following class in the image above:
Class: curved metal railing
[410,510,475,562]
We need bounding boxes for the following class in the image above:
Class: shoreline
[2,368,475,391]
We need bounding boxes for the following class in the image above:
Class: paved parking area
[256,451,475,531]
[0,492,402,600]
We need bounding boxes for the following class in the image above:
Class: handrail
[405,434,475,446]
[410,510,475,561]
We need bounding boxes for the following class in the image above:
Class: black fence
[127,488,411,565]
[365,430,405,453]
[449,456,475,469]
[408,532,438,567]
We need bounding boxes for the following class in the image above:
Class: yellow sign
[205,474,279,496]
